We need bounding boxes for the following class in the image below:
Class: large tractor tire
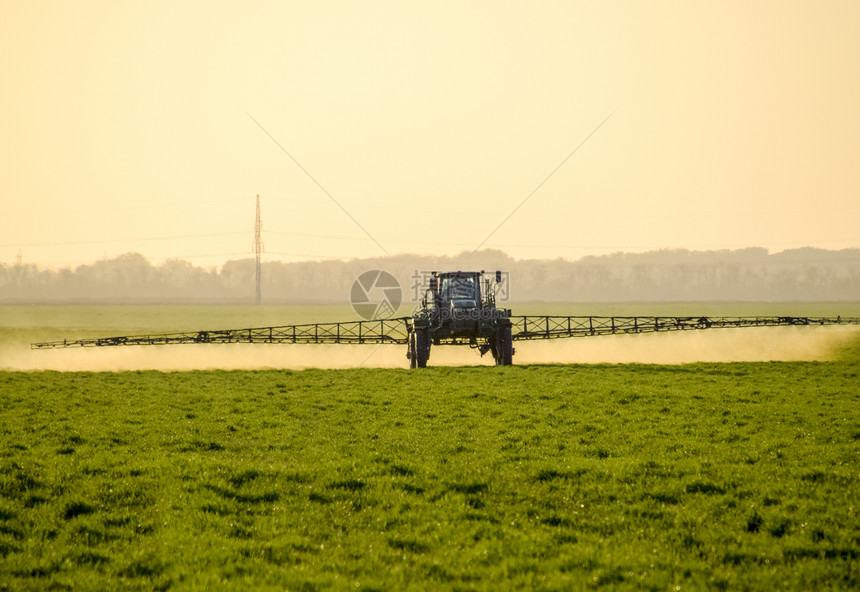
[408,332,418,369]
[415,328,431,368]
[496,324,513,366]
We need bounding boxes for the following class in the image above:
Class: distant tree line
[1,248,858,303]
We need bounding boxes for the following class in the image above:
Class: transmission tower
[254,194,263,304]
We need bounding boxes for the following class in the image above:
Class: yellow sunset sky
[1,1,858,267]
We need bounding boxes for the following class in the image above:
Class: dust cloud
[2,326,857,371]
[513,326,859,365]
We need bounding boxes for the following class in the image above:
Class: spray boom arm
[31,315,859,350]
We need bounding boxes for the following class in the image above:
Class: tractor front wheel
[496,324,513,366]
[408,332,418,368]
[415,328,431,368]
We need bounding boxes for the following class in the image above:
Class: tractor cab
[433,272,483,335]
[429,271,497,311]
[439,273,480,309]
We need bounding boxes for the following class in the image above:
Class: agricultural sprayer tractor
[408,270,513,368]
[31,269,860,368]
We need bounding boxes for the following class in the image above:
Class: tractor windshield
[440,276,478,306]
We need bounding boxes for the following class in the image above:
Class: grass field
[0,304,858,590]
[1,361,859,591]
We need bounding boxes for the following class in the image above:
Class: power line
[41,195,254,217]
[6,230,858,253]
[10,252,253,268]
[1,231,248,248]
[262,230,859,251]
[263,251,343,260]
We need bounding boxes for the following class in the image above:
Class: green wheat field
[1,305,858,590]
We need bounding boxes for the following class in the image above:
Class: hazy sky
[2,1,858,268]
